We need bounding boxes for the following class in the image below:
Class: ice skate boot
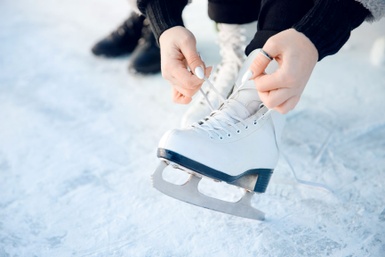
[153,49,286,220]
[128,19,161,74]
[91,12,145,57]
[181,22,257,127]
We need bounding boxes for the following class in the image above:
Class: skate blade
[152,161,265,221]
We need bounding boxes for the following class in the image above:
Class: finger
[175,65,212,88]
[257,87,296,109]
[173,83,199,98]
[172,88,193,104]
[254,71,285,92]
[171,67,203,90]
[205,66,213,78]
[180,47,205,79]
[274,95,300,114]
[249,49,274,79]
[172,66,212,101]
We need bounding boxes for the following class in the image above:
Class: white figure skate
[181,22,257,127]
[153,49,285,220]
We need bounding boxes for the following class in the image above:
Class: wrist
[290,28,319,63]
[159,26,190,47]
[144,0,188,43]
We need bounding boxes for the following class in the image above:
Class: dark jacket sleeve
[137,0,189,42]
[293,0,371,60]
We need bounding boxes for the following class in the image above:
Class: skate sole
[152,161,265,220]
[157,148,273,193]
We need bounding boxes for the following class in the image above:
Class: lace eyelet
[245,126,249,130]
[219,137,223,140]
[227,134,231,137]
[253,120,257,125]
[236,130,240,134]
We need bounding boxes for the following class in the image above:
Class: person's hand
[159,26,212,104]
[248,28,319,114]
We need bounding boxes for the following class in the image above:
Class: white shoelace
[211,25,246,83]
[194,77,268,139]
[198,24,249,106]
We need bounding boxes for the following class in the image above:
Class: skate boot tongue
[214,81,261,121]
[194,79,263,140]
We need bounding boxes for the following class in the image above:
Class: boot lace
[195,74,333,193]
[194,78,270,139]
[212,24,248,85]
[110,15,143,40]
[193,51,334,193]
[198,24,250,107]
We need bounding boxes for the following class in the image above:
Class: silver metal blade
[152,161,265,221]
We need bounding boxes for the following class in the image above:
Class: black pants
[207,0,314,55]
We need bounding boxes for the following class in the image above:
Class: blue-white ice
[1,0,385,256]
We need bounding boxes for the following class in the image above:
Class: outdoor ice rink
[1,0,385,256]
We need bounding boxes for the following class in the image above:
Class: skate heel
[230,168,273,193]
[253,169,273,193]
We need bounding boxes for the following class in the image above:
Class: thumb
[181,45,205,78]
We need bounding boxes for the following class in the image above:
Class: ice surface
[1,0,385,256]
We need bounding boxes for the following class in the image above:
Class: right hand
[159,26,212,104]
[248,29,319,114]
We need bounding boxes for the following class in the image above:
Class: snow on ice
[0,0,385,256]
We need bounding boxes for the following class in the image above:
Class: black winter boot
[128,20,161,75]
[91,12,145,57]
